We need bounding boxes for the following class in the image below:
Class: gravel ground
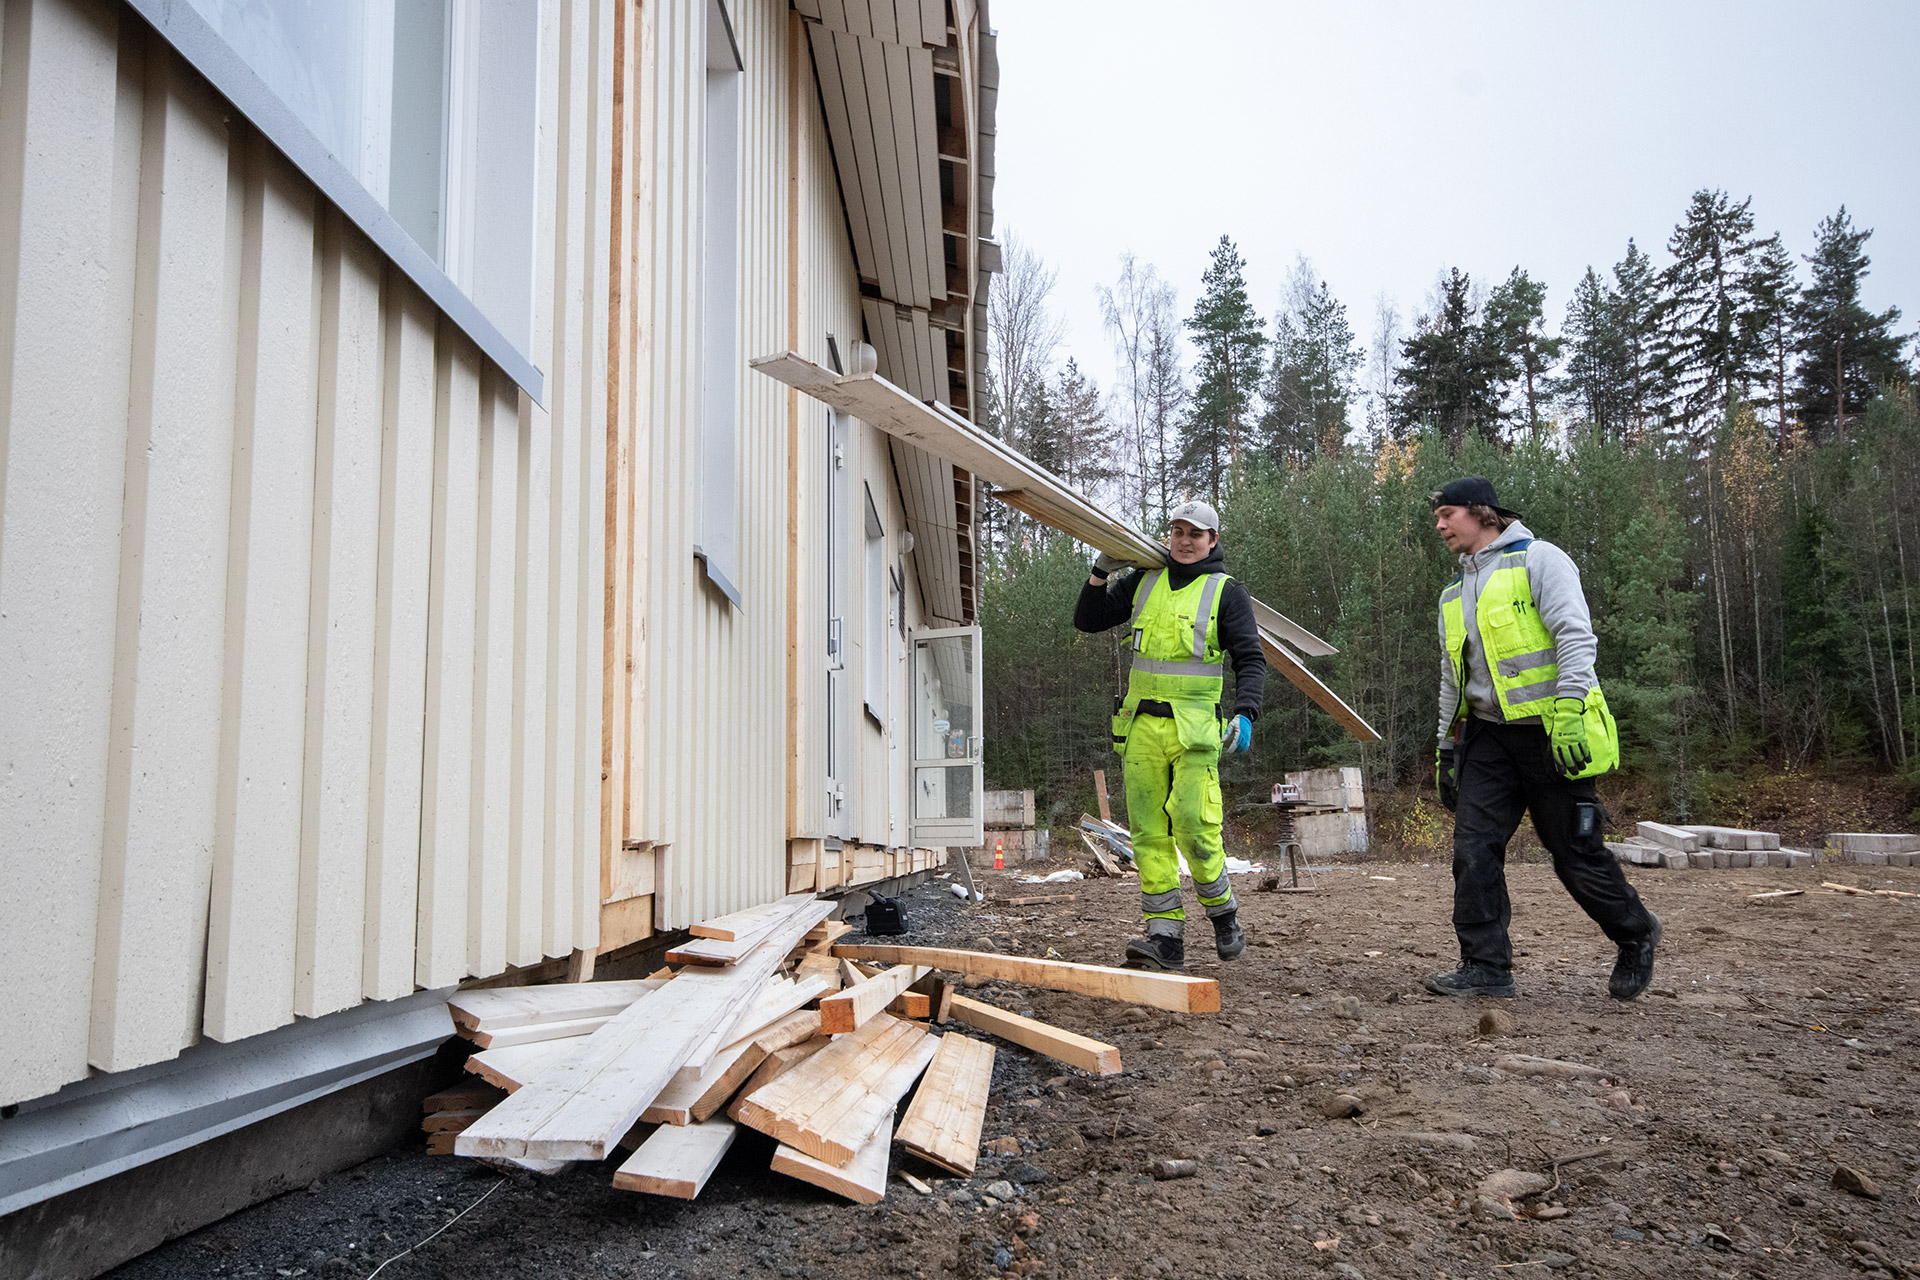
[107,856,1920,1280]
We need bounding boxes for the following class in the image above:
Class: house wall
[618,0,947,931]
[0,0,612,1107]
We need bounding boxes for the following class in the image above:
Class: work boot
[1211,910,1245,960]
[1422,962,1516,999]
[1609,912,1662,1001]
[1124,931,1185,971]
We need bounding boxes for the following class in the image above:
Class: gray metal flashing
[0,989,455,1218]
[119,0,547,404]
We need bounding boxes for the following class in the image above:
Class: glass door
[908,625,983,848]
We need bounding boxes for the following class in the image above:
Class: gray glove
[1090,551,1127,579]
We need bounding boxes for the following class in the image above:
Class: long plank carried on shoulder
[447,978,666,1033]
[612,1118,739,1199]
[893,1032,995,1176]
[831,945,1220,1014]
[770,1119,890,1205]
[818,965,930,1033]
[947,994,1123,1077]
[733,1014,938,1165]
[456,898,834,1160]
[1257,628,1381,743]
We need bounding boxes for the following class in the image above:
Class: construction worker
[1075,500,1265,971]
[1428,477,1661,1000]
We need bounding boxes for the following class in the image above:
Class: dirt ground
[107,855,1919,1280]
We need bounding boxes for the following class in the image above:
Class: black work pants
[1450,716,1655,971]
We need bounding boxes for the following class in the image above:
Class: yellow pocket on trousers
[1202,767,1222,825]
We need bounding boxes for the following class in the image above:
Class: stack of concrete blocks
[976,789,1048,863]
[1288,767,1369,858]
[1606,822,1815,870]
[1825,832,1920,866]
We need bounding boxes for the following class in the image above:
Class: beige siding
[0,0,612,1105]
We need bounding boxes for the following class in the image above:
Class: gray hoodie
[1435,520,1598,742]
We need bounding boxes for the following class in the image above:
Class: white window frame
[694,0,744,607]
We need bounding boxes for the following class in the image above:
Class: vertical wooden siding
[0,0,612,1106]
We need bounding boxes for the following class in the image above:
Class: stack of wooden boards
[1285,768,1369,858]
[440,894,1220,1206]
[1077,813,1135,877]
[973,789,1048,863]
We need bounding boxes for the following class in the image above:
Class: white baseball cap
[1167,499,1220,533]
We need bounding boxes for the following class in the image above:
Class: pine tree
[1656,190,1771,437]
[1259,258,1363,464]
[1484,267,1563,438]
[1743,236,1799,450]
[1046,358,1116,494]
[1612,240,1667,440]
[1181,236,1266,502]
[1141,308,1188,523]
[1795,206,1904,438]
[1562,266,1628,438]
[1392,268,1504,447]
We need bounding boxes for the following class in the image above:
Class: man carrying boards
[1074,501,1265,971]
[1428,477,1660,1000]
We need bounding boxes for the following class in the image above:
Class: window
[864,487,886,722]
[695,0,744,606]
[137,0,542,393]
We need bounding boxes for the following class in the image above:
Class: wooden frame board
[612,1118,739,1199]
[947,994,1123,1077]
[893,1031,993,1175]
[733,1014,937,1165]
[831,944,1220,1013]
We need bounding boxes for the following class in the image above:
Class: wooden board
[1093,770,1111,823]
[832,945,1219,1014]
[667,935,763,967]
[751,1010,823,1054]
[456,899,834,1159]
[947,995,1124,1077]
[690,892,821,942]
[733,1015,938,1165]
[447,978,665,1033]
[678,973,836,1082]
[819,965,930,1033]
[1249,598,1338,658]
[643,1041,758,1125]
[464,1038,584,1093]
[727,1038,831,1122]
[469,1015,610,1050]
[612,1118,738,1199]
[422,1109,484,1134]
[894,1032,994,1175]
[770,1121,890,1205]
[887,991,932,1019]
[1257,629,1381,743]
[424,1082,506,1113]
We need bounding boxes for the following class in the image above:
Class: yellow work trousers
[1123,713,1235,922]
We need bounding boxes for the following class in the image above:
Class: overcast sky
[990,1,1920,399]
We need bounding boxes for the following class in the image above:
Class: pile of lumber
[1077,813,1135,877]
[1609,822,1814,869]
[439,895,1219,1205]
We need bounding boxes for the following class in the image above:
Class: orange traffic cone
[994,835,1004,870]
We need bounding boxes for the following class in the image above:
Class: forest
[975,189,1920,835]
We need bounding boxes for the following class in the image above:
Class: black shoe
[1422,962,1516,998]
[1124,932,1185,971]
[1609,912,1662,1001]
[1212,911,1245,960]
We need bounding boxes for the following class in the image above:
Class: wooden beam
[819,964,931,1033]
[468,1015,609,1050]
[726,1037,831,1122]
[1093,769,1110,823]
[690,892,821,941]
[947,995,1123,1077]
[894,1031,994,1175]
[464,1039,582,1094]
[770,1122,889,1204]
[1258,629,1381,743]
[832,944,1220,1013]
[732,1015,938,1165]
[612,1118,739,1199]
[446,978,665,1033]
[456,900,834,1160]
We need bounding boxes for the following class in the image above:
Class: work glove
[1436,742,1459,812]
[1090,551,1127,579]
[1221,714,1252,754]
[1550,697,1592,776]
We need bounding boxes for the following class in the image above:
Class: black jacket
[1073,545,1267,722]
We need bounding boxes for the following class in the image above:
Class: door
[908,624,984,848]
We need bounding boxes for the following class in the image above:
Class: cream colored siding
[0,0,611,1106]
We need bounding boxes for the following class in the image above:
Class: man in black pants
[1427,478,1660,1000]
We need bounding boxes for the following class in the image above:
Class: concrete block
[1753,831,1781,851]
[1711,850,1731,869]
[1783,850,1814,869]
[1728,851,1751,868]
[1687,851,1712,870]
[1661,851,1687,869]
[1637,822,1700,852]
[1854,849,1890,866]
[1885,851,1913,868]
[1832,832,1920,854]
